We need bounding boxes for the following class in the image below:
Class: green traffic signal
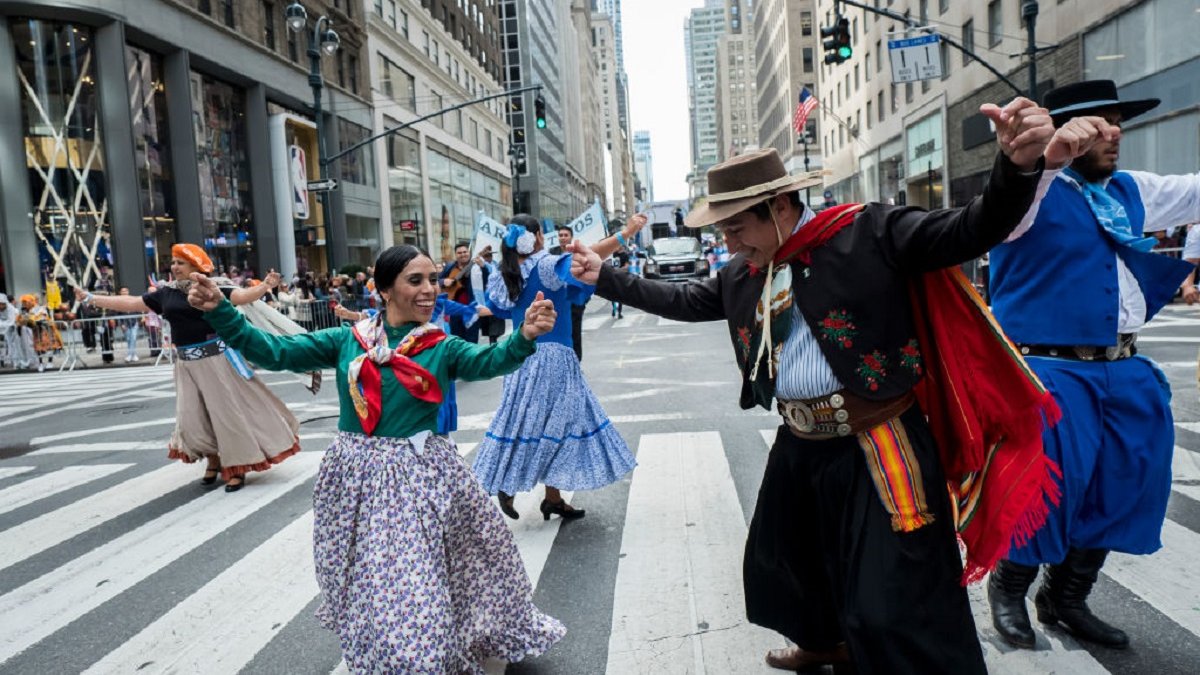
[838,45,852,59]
[534,93,547,130]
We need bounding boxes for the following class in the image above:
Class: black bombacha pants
[743,406,986,675]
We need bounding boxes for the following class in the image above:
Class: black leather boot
[1034,548,1129,649]
[988,559,1040,648]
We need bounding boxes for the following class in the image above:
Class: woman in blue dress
[475,214,643,520]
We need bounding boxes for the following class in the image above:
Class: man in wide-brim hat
[568,97,1111,673]
[985,80,1200,651]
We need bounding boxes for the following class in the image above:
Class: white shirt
[1008,168,1200,332]
[775,209,844,400]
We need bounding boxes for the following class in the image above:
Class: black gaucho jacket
[596,153,1043,410]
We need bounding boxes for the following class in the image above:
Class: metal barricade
[54,313,174,372]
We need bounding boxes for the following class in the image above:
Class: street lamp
[285,1,341,275]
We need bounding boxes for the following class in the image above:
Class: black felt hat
[1043,79,1159,126]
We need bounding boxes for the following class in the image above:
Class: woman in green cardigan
[186,245,565,673]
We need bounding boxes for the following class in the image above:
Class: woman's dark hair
[373,244,431,301]
[500,214,540,301]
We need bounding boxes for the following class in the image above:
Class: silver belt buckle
[783,400,816,433]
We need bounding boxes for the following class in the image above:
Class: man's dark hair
[747,191,803,221]
[454,242,469,252]
[556,225,572,236]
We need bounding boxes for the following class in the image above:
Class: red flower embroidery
[900,338,923,375]
[819,310,858,349]
[856,350,888,391]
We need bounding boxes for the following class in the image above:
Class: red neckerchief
[749,203,866,275]
[349,320,447,436]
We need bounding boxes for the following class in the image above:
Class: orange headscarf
[171,243,214,274]
[19,294,36,309]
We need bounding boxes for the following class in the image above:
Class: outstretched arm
[189,273,342,372]
[75,287,149,314]
[588,213,648,261]
[570,240,725,322]
[229,272,282,305]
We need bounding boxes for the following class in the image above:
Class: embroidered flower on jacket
[900,339,923,375]
[819,309,858,349]
[857,350,888,391]
[736,326,752,361]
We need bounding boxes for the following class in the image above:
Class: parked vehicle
[643,237,709,282]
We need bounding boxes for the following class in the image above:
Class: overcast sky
[621,0,703,203]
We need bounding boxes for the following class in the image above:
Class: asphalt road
[0,299,1198,674]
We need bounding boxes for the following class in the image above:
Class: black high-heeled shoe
[497,491,520,520]
[224,476,246,493]
[201,466,221,486]
[540,498,585,521]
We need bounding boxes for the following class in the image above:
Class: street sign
[887,33,943,84]
[306,178,339,192]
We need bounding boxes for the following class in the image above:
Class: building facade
[810,0,1196,210]
[716,0,759,161]
[685,0,727,198]
[0,0,378,298]
[592,9,634,219]
[366,0,513,262]
[633,130,654,204]
[499,0,590,225]
[753,0,824,188]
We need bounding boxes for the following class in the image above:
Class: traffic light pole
[832,0,1052,99]
[323,84,544,166]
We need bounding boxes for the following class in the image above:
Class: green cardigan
[203,300,536,438]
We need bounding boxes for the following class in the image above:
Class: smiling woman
[181,243,565,672]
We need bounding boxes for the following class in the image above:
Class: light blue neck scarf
[1063,167,1158,252]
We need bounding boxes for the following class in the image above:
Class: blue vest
[989,173,1193,346]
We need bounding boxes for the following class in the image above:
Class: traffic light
[822,17,852,64]
[534,94,547,129]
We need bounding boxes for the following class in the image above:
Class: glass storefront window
[14,20,110,289]
[337,119,376,187]
[127,45,176,278]
[192,72,257,275]
[386,123,423,247]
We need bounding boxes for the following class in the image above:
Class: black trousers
[743,407,985,675]
[570,303,585,361]
[448,315,479,343]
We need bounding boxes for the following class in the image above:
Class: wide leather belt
[176,338,228,361]
[1018,333,1136,362]
[777,390,916,441]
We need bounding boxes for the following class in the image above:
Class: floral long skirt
[313,431,565,673]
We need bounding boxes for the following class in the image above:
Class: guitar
[441,263,469,299]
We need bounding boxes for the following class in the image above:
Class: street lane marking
[606,432,784,674]
[84,512,319,674]
[28,441,165,456]
[31,419,176,446]
[0,464,132,517]
[0,467,35,481]
[1175,445,1200,482]
[656,317,689,327]
[1136,336,1200,343]
[0,453,320,665]
[0,463,199,573]
[1103,520,1200,639]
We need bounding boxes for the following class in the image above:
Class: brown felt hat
[684,148,825,228]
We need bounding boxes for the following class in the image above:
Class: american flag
[793,87,818,134]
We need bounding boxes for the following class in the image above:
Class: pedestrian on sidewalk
[568,97,1088,674]
[76,244,301,492]
[0,293,34,369]
[185,244,566,673]
[16,294,62,372]
[610,245,630,319]
[473,215,641,522]
[985,80,1200,652]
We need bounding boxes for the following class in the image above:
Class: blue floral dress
[474,250,636,494]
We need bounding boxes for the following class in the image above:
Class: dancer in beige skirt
[75,244,299,492]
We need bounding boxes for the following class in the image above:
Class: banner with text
[473,211,506,256]
[544,199,607,252]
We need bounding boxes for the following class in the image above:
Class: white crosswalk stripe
[0,464,132,516]
[607,431,782,674]
[0,426,1197,674]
